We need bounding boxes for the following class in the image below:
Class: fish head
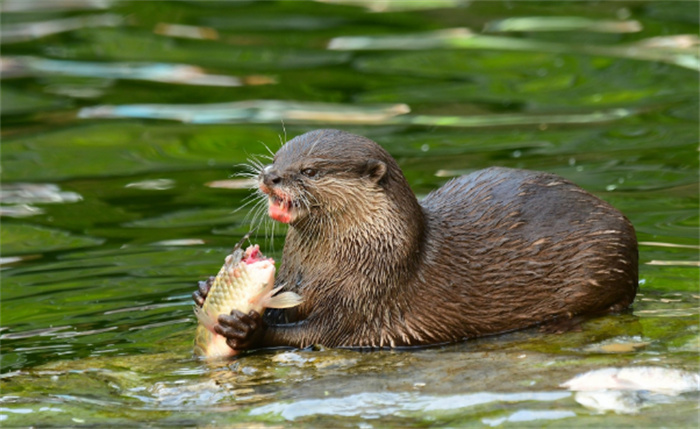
[241,244,276,289]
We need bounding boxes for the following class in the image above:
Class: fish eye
[301,168,318,178]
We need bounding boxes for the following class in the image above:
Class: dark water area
[1,0,698,427]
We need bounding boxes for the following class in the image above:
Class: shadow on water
[1,0,698,426]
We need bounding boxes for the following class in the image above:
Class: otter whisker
[244,156,267,173]
[235,159,262,171]
[281,120,287,146]
[236,167,261,179]
[247,195,270,234]
[235,172,259,180]
[234,193,264,214]
[256,153,273,162]
[255,140,276,159]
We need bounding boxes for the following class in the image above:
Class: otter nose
[261,165,282,187]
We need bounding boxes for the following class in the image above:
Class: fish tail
[193,305,217,333]
[265,291,304,309]
[249,284,303,310]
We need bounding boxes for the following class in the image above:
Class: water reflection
[248,391,573,420]
[0,183,82,205]
[1,0,114,13]
[124,178,176,191]
[79,100,411,124]
[78,99,638,127]
[1,14,122,43]
[329,28,700,70]
[483,16,643,33]
[315,0,470,13]
[482,409,577,426]
[562,366,700,414]
[3,56,276,87]
[153,23,219,41]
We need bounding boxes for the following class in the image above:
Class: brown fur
[252,129,638,349]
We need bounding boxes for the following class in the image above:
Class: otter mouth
[268,193,295,224]
[258,182,309,224]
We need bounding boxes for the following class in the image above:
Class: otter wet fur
[193,129,638,352]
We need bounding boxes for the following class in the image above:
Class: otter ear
[365,159,387,183]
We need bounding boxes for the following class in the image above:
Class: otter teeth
[271,195,292,210]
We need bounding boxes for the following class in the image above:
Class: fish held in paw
[193,242,302,359]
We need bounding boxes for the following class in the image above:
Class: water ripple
[249,391,572,420]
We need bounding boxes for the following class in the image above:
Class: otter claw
[216,310,264,350]
[193,276,216,308]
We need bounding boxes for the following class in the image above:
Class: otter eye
[301,168,318,178]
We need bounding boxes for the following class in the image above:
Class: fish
[193,240,303,359]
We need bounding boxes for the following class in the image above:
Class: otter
[193,129,638,352]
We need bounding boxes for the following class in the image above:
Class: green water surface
[1,1,698,427]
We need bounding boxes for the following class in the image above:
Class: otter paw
[215,309,264,351]
[192,276,215,308]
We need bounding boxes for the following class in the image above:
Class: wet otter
[194,129,638,351]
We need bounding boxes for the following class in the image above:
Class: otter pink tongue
[268,198,292,223]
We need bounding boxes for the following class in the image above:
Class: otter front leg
[215,310,313,351]
[192,276,215,307]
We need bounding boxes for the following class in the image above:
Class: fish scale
[206,252,251,312]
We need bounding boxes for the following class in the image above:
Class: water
[1,0,698,427]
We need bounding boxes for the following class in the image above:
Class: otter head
[257,129,404,229]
